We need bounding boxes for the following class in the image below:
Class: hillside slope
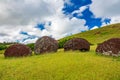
[59,23,120,45]
[1,46,120,80]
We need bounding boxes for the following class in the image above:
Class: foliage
[26,43,34,51]
[0,42,18,45]
[0,44,7,50]
[58,37,73,48]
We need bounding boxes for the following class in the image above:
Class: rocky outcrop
[34,36,58,54]
[96,38,120,57]
[4,44,32,57]
[64,38,90,51]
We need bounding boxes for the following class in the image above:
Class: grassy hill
[0,23,120,80]
[1,46,120,80]
[59,23,120,45]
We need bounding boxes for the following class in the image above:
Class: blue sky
[0,0,120,43]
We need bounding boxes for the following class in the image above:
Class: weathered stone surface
[96,38,120,57]
[34,36,58,54]
[4,44,32,57]
[64,38,90,51]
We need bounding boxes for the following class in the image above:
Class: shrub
[58,37,73,48]
[0,44,7,50]
[27,43,34,51]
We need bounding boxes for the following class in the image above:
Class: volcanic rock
[4,44,32,57]
[96,38,120,57]
[64,38,90,51]
[34,36,58,54]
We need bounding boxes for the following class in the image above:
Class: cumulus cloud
[44,16,88,39]
[0,0,88,43]
[72,5,89,16]
[110,16,120,24]
[0,0,56,26]
[1,0,119,43]
[90,0,120,24]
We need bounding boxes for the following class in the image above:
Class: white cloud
[44,16,88,39]
[0,0,87,43]
[23,38,38,44]
[40,4,88,39]
[90,0,120,17]
[90,26,98,30]
[90,0,120,24]
[110,16,120,24]
[0,0,55,26]
[64,0,73,6]
[71,5,88,17]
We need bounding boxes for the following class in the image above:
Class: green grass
[0,45,120,80]
[0,23,120,80]
[59,23,120,45]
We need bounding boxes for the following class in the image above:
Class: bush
[0,44,7,50]
[58,37,73,48]
[27,43,34,51]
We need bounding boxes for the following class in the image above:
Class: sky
[0,0,120,43]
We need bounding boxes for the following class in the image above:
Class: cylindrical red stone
[4,44,32,57]
[64,38,90,51]
[34,36,58,54]
[96,38,120,56]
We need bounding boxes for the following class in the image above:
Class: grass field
[0,23,120,80]
[0,45,120,80]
